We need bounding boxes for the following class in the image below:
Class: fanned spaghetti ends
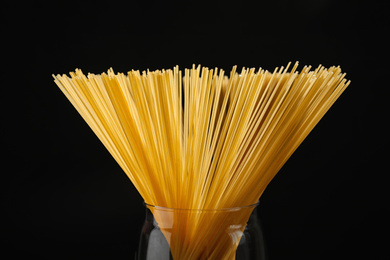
[53,62,350,259]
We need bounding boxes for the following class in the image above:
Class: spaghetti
[53,62,350,259]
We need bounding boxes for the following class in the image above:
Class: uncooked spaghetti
[53,62,350,259]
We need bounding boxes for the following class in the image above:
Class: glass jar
[135,202,267,260]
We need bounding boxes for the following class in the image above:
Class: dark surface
[2,0,389,259]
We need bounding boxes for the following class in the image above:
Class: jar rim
[144,201,260,212]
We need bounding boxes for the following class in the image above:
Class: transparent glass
[136,202,267,260]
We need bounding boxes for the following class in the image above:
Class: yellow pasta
[53,62,350,259]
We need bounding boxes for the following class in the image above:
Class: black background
[2,0,389,259]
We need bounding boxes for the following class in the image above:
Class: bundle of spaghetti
[53,62,350,259]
